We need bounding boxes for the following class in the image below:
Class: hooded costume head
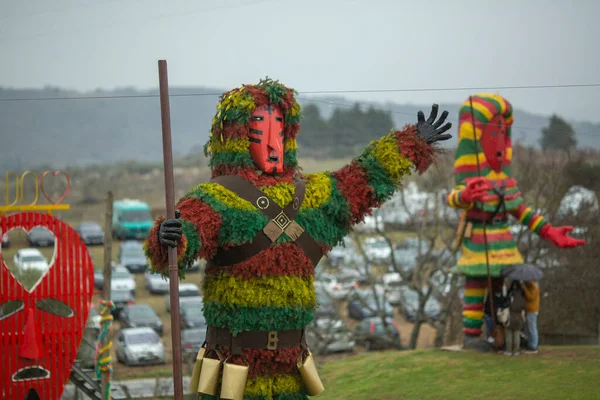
[453,93,523,212]
[204,78,302,185]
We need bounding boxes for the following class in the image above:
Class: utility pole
[101,191,113,398]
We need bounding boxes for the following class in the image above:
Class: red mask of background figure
[248,104,284,174]
[1,213,94,400]
[480,114,509,173]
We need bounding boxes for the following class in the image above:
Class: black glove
[416,104,452,144]
[158,210,182,248]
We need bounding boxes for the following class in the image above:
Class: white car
[111,265,137,296]
[145,271,169,294]
[115,327,166,366]
[165,283,201,313]
[13,248,49,272]
[363,237,392,262]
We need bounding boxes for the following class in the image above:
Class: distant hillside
[1,86,599,169]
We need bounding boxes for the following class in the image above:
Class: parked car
[354,317,401,351]
[119,304,164,336]
[115,327,166,366]
[94,270,104,290]
[112,199,153,240]
[382,273,403,306]
[347,289,394,321]
[111,289,135,319]
[27,227,55,247]
[112,265,137,296]
[314,273,353,300]
[398,286,441,322]
[13,248,49,272]
[74,222,105,245]
[180,300,206,329]
[87,305,101,332]
[2,232,9,248]
[118,241,149,273]
[165,283,201,313]
[145,271,169,294]
[306,317,355,355]
[182,328,206,360]
[362,237,392,262]
[314,288,337,319]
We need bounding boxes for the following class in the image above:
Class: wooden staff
[158,59,184,399]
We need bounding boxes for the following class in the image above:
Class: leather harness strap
[208,175,322,266]
[206,326,307,355]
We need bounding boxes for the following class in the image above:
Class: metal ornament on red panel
[0,212,94,400]
[248,104,285,174]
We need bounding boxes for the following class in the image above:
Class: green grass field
[316,346,600,400]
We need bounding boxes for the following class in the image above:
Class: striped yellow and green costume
[144,78,439,399]
[447,93,550,338]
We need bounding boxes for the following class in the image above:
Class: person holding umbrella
[520,280,540,354]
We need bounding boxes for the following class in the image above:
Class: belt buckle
[267,331,279,350]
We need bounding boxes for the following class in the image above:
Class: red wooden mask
[480,114,510,173]
[248,104,285,174]
[1,212,94,400]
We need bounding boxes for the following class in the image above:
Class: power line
[0,83,599,137]
[1,82,599,102]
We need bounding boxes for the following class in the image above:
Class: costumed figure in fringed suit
[446,93,586,349]
[144,78,453,399]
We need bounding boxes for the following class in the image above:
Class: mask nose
[19,308,43,360]
[267,122,283,155]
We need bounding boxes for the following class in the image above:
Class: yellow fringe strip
[202,275,315,308]
[464,288,486,298]
[263,183,295,208]
[458,123,484,141]
[454,152,489,168]
[458,246,524,266]
[200,183,256,211]
[285,139,298,151]
[209,137,250,153]
[302,173,332,209]
[245,373,303,398]
[463,310,485,320]
[371,132,414,180]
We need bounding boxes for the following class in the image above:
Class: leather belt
[206,326,306,355]
[467,217,508,225]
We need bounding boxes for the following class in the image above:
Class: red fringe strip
[331,161,377,225]
[205,243,314,279]
[216,346,302,378]
[176,197,223,260]
[211,165,296,186]
[394,125,435,174]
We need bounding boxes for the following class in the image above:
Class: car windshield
[30,228,53,238]
[80,224,102,233]
[180,289,200,297]
[112,270,130,279]
[182,329,206,343]
[126,331,160,345]
[122,248,145,258]
[112,290,131,301]
[130,306,157,319]
[21,255,46,263]
[122,210,151,222]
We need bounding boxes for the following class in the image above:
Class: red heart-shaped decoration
[1,212,94,400]
[39,171,70,205]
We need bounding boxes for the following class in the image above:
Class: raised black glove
[158,209,182,248]
[416,104,452,144]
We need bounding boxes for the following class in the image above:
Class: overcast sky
[1,0,599,122]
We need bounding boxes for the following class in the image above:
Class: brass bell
[220,356,249,400]
[197,350,223,395]
[297,349,324,396]
[188,347,206,392]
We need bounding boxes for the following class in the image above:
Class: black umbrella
[502,264,543,281]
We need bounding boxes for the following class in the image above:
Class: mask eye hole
[0,300,24,320]
[275,117,283,122]
[251,116,264,122]
[36,298,74,318]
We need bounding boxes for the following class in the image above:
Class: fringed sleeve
[329,124,437,226]
[143,196,222,279]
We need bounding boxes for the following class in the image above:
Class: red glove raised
[460,177,494,204]
[539,225,586,248]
